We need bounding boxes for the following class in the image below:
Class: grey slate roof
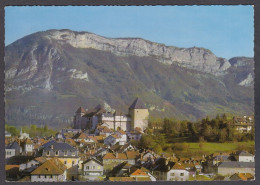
[218,161,255,168]
[129,98,146,110]
[237,151,254,156]
[42,141,77,152]
[6,141,20,150]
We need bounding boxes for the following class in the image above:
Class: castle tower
[74,107,86,129]
[129,98,149,131]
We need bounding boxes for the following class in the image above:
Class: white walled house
[81,158,104,181]
[31,158,67,182]
[235,151,255,162]
[153,159,189,181]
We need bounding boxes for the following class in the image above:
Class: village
[5,98,255,182]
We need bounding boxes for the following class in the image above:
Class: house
[31,158,67,182]
[81,158,104,181]
[231,116,254,133]
[153,158,189,181]
[127,130,143,141]
[129,168,151,181]
[115,130,127,145]
[140,151,156,164]
[21,138,34,155]
[217,161,255,176]
[72,132,88,142]
[41,140,80,169]
[212,154,233,165]
[95,125,113,136]
[104,135,121,146]
[19,157,47,173]
[125,151,140,165]
[103,153,128,173]
[109,143,135,153]
[5,141,21,159]
[234,151,255,162]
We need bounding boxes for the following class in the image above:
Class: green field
[186,141,255,154]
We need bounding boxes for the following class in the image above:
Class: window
[180,173,184,176]
[97,166,100,169]
[86,166,89,170]
[93,166,95,170]
[38,175,40,178]
[64,161,67,165]
[45,175,47,178]
[170,173,175,176]
[72,152,75,156]
[51,175,53,179]
[47,151,50,156]
[55,151,59,156]
[72,161,75,166]
[64,151,67,156]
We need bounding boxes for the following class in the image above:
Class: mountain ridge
[5,29,254,128]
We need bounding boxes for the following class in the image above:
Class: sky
[5,6,254,59]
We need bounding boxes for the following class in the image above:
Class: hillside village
[5,98,255,182]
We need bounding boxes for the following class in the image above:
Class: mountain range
[5,29,254,128]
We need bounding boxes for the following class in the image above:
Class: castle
[73,98,149,132]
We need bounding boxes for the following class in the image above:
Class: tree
[219,128,227,143]
[44,125,48,132]
[153,144,163,154]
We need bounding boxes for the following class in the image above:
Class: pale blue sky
[5,6,254,59]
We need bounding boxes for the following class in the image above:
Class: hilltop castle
[73,98,149,132]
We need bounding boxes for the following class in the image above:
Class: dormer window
[72,152,75,156]
[46,151,50,156]
[64,151,68,156]
[55,151,59,156]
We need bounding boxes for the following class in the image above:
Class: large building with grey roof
[73,98,149,132]
[217,161,255,176]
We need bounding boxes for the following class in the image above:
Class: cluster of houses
[5,128,255,182]
[230,116,254,133]
[5,99,255,181]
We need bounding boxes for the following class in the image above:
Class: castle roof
[129,98,146,110]
[75,107,86,114]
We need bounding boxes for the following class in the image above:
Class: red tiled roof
[130,169,148,176]
[172,163,186,170]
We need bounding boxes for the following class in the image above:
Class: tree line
[160,114,254,143]
[5,124,57,138]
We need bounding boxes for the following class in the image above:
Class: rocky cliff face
[5,29,254,128]
[46,29,231,75]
